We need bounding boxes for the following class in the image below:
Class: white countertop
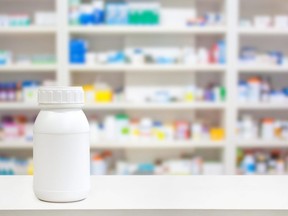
[0,176,288,216]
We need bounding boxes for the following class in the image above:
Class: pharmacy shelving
[0,102,225,111]
[3,0,288,175]
[236,140,288,148]
[69,26,226,35]
[91,141,225,149]
[0,140,225,150]
[0,141,33,150]
[0,0,231,175]
[0,103,39,110]
[237,103,288,110]
[238,65,288,73]
[0,65,57,72]
[69,64,226,73]
[234,0,288,174]
[84,102,225,110]
[238,27,288,35]
[0,26,56,35]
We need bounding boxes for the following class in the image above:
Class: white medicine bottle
[33,87,90,202]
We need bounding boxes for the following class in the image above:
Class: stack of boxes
[70,39,87,64]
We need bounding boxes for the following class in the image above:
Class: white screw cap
[38,86,84,105]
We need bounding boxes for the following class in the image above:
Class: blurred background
[0,0,288,176]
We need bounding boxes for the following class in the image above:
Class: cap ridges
[38,86,84,105]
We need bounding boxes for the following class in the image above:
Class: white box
[161,9,196,27]
[274,15,288,28]
[254,16,271,28]
[34,12,57,26]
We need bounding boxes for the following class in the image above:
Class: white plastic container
[192,122,202,140]
[33,86,90,202]
[104,115,116,141]
[91,154,107,175]
[261,118,275,140]
[247,77,261,103]
[240,115,257,140]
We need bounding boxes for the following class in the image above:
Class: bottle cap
[93,154,103,161]
[248,77,261,83]
[38,86,84,105]
[262,118,274,124]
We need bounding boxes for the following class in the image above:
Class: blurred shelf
[0,102,225,111]
[237,140,288,148]
[237,103,288,110]
[0,141,33,150]
[0,26,56,35]
[0,65,57,72]
[84,102,225,110]
[0,140,225,150]
[238,27,288,35]
[70,64,226,73]
[91,140,225,149]
[69,26,226,35]
[238,65,288,73]
[0,103,38,110]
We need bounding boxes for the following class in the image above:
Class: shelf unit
[0,140,225,150]
[0,102,225,111]
[237,103,288,110]
[69,26,226,35]
[0,141,33,150]
[69,64,226,73]
[238,65,288,73]
[0,26,56,35]
[235,0,288,174]
[84,102,225,110]
[0,103,39,110]
[1,0,288,175]
[236,140,288,148]
[0,65,57,72]
[238,27,288,35]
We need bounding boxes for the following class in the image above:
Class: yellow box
[184,92,194,102]
[95,90,113,102]
[210,128,225,141]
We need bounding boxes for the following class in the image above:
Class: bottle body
[33,108,90,202]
